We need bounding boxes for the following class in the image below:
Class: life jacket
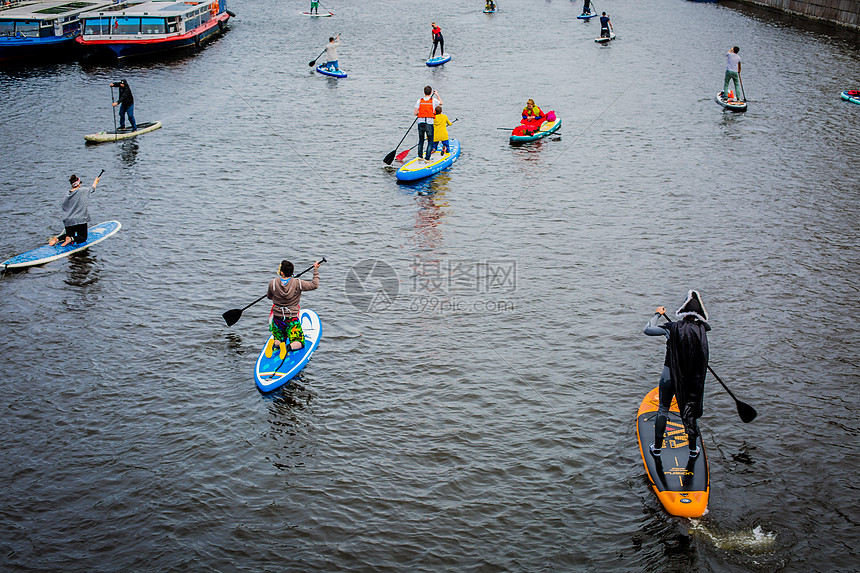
[417,96,435,118]
[522,105,543,119]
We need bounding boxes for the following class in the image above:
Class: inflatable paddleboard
[396,139,461,182]
[715,92,747,112]
[84,121,162,144]
[426,53,451,67]
[2,220,121,269]
[299,11,332,16]
[577,12,597,19]
[841,90,860,105]
[636,386,709,518]
[254,309,322,392]
[509,117,561,143]
[595,30,616,43]
[483,7,497,13]
[316,64,347,78]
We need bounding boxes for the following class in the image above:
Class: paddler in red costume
[513,99,545,136]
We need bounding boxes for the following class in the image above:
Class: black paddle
[739,72,747,102]
[657,312,757,423]
[222,257,326,327]
[110,86,118,142]
[383,117,418,164]
[308,48,325,67]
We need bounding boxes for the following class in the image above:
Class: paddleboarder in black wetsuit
[431,22,444,58]
[643,290,710,459]
[110,79,137,132]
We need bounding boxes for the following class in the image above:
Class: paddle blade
[737,400,757,423]
[222,308,242,327]
[383,149,396,165]
[395,148,411,161]
[308,60,316,67]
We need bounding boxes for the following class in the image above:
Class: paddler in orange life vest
[414,85,442,161]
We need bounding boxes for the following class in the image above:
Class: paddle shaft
[384,117,418,164]
[110,86,117,142]
[308,48,325,66]
[739,72,746,102]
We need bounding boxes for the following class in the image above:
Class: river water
[1,0,858,570]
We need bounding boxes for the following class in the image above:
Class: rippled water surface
[1,0,859,570]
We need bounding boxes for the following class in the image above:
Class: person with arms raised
[265,259,321,360]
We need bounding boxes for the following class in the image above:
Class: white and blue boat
[0,0,113,61]
[425,53,451,67]
[76,0,231,59]
[254,309,322,393]
[396,139,460,182]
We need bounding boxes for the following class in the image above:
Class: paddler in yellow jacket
[432,105,452,155]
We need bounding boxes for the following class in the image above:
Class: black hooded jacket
[112,81,134,107]
[663,317,710,426]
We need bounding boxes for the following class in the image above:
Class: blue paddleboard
[426,54,451,67]
[396,139,461,182]
[577,12,597,19]
[2,220,121,269]
[254,309,322,392]
[316,64,347,78]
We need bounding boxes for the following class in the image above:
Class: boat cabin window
[113,16,141,34]
[83,17,111,35]
[166,16,179,33]
[4,20,41,37]
[184,12,202,31]
[141,17,166,34]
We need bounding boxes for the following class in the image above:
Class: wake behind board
[715,92,747,112]
[84,121,162,143]
[636,386,709,518]
[254,309,322,392]
[426,53,451,67]
[594,31,616,43]
[2,221,121,269]
[299,11,333,16]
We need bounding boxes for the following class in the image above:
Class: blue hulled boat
[76,0,231,59]
[0,0,113,61]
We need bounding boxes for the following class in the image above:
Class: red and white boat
[77,0,232,59]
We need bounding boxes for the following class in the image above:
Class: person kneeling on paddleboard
[324,34,341,71]
[266,260,320,360]
[48,173,102,247]
[599,13,612,38]
[643,290,711,459]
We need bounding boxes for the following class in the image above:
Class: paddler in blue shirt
[643,290,711,459]
[599,12,612,37]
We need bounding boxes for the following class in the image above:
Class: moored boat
[76,0,232,59]
[0,0,113,61]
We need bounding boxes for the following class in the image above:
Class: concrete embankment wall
[734,0,860,30]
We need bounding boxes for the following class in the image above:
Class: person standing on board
[48,173,102,247]
[431,22,444,58]
[485,0,496,11]
[110,79,137,132]
[643,290,711,459]
[265,259,320,360]
[309,0,319,14]
[414,86,441,161]
[432,105,453,155]
[722,46,742,101]
[582,0,592,15]
[599,12,612,38]
[323,34,340,71]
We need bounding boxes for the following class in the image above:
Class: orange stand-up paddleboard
[636,386,709,518]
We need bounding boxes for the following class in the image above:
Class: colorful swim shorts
[269,316,305,346]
